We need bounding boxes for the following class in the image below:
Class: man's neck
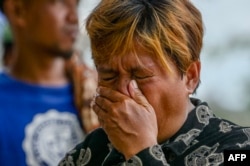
[8,49,69,86]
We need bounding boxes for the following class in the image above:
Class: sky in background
[191,0,250,112]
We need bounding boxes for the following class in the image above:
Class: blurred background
[1,0,250,126]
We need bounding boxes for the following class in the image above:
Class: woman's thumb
[129,80,149,107]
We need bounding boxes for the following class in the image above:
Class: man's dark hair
[0,0,5,13]
[0,0,4,12]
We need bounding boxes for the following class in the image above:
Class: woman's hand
[93,80,158,159]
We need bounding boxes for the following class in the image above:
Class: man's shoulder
[0,71,8,83]
[0,72,14,96]
[0,71,17,88]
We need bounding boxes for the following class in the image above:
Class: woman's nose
[115,77,131,96]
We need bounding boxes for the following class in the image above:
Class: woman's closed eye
[133,74,152,80]
[99,74,118,82]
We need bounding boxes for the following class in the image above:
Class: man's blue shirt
[0,72,85,166]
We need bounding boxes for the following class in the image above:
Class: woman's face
[96,46,198,141]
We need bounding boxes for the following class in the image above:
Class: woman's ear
[4,0,26,27]
[185,60,201,94]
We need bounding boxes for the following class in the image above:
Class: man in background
[0,0,98,165]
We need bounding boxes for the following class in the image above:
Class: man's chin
[48,46,74,59]
[61,50,74,59]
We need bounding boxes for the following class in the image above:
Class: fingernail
[90,99,94,108]
[95,92,99,98]
[131,80,138,89]
[96,87,100,94]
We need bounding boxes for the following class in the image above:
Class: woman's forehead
[96,51,160,72]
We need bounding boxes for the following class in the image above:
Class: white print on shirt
[185,143,223,166]
[23,109,84,166]
[237,128,250,148]
[174,129,201,146]
[196,105,214,125]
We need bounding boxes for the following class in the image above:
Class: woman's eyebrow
[97,67,116,74]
